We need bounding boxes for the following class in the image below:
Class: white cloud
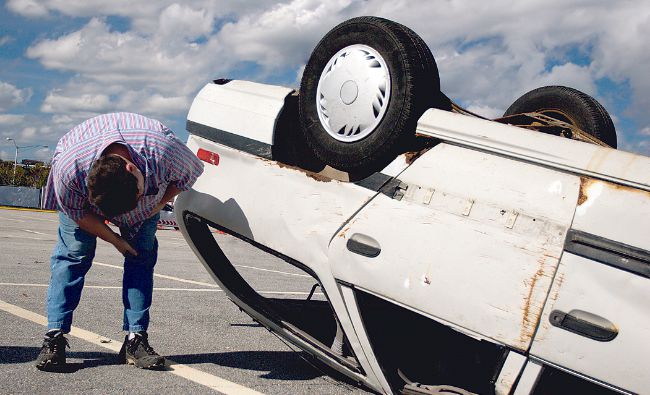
[0,82,32,111]
[7,0,649,157]
[0,36,11,46]
[26,18,226,95]
[535,63,596,97]
[157,4,214,43]
[624,139,650,157]
[0,150,11,161]
[215,0,648,126]
[0,114,25,125]
[6,0,267,32]
[123,94,189,116]
[640,127,650,136]
[464,105,503,120]
[7,0,167,19]
[6,0,48,18]
[217,0,356,70]
[0,114,56,161]
[41,91,112,113]
[21,126,37,139]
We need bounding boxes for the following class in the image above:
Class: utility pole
[5,138,48,185]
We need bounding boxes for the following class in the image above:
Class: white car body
[176,80,650,395]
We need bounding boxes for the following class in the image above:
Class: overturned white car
[176,17,649,395]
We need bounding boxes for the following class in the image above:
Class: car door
[529,179,650,394]
[329,143,581,352]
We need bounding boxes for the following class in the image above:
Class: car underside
[175,16,649,395]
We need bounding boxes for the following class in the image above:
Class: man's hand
[113,234,138,257]
[77,212,138,257]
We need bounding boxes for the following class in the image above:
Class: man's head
[87,154,144,218]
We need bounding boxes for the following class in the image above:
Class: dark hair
[87,155,139,218]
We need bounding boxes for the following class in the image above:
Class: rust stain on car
[578,177,650,207]
[275,161,333,182]
[404,147,431,165]
[577,177,594,206]
[306,172,333,182]
[338,226,350,238]
[337,218,358,239]
[548,271,565,304]
[519,253,556,347]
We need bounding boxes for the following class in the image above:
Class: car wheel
[299,16,444,175]
[503,86,617,148]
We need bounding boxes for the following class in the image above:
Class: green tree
[0,161,50,187]
[0,161,14,185]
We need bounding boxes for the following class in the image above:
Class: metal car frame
[175,79,650,395]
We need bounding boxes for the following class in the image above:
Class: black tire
[503,86,617,148]
[299,16,443,175]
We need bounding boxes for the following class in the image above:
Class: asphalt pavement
[0,207,370,394]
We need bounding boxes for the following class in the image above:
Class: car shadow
[0,346,121,373]
[184,192,254,240]
[4,346,362,388]
[166,350,324,381]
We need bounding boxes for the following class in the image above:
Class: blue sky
[1,0,649,162]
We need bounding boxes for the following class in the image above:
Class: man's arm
[53,172,138,257]
[77,212,138,256]
[149,183,182,217]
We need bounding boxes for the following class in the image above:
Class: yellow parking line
[0,206,55,213]
[0,299,265,395]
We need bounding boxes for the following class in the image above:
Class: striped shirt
[43,112,204,234]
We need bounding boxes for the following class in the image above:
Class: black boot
[118,332,165,369]
[35,330,69,370]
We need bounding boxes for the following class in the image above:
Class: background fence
[0,185,43,209]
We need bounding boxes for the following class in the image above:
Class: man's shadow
[2,346,324,380]
[3,346,363,389]
[0,346,119,373]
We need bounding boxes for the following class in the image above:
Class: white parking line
[0,283,220,292]
[93,261,219,288]
[233,265,311,278]
[0,299,265,395]
[94,260,311,285]
[0,215,26,222]
[23,229,50,236]
[0,283,323,296]
[8,214,58,223]
[27,216,58,223]
[0,234,51,241]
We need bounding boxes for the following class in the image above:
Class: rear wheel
[503,86,617,147]
[299,16,444,175]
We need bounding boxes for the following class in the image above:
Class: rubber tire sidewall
[300,18,438,174]
[504,86,617,148]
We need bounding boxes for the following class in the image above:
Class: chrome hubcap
[316,44,391,142]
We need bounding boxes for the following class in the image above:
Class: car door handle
[549,309,618,342]
[346,233,381,258]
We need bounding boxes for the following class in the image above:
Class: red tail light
[197,148,219,166]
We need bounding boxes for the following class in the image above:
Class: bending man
[35,112,204,370]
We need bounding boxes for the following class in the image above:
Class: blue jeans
[47,211,160,333]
